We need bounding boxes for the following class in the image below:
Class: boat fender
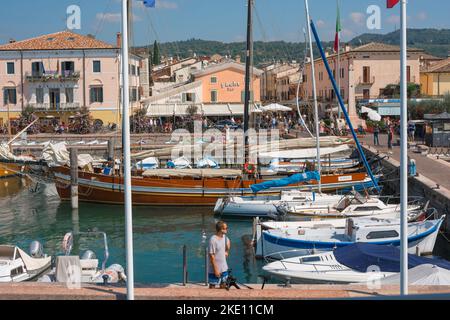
[62,232,74,255]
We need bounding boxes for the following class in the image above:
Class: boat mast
[244,0,253,163]
[304,0,322,192]
[121,0,135,300]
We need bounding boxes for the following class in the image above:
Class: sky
[0,0,449,46]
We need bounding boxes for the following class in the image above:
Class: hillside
[134,29,450,66]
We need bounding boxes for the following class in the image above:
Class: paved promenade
[0,283,449,300]
[360,134,450,190]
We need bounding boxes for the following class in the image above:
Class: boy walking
[208,221,231,289]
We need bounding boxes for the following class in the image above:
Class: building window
[341,68,345,79]
[130,88,137,102]
[211,76,217,84]
[36,88,44,104]
[6,62,14,75]
[363,89,370,99]
[32,62,45,76]
[93,61,101,73]
[65,88,74,103]
[303,74,307,83]
[182,92,196,103]
[363,66,371,84]
[407,66,411,83]
[3,88,17,105]
[90,86,103,103]
[61,61,75,76]
[211,90,218,102]
[131,65,136,76]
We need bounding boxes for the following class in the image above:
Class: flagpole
[122,0,135,300]
[400,0,408,296]
[337,0,341,120]
[304,0,322,192]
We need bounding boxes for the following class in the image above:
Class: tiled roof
[191,60,263,77]
[351,42,423,53]
[0,31,115,51]
[422,57,450,73]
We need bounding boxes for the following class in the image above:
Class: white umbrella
[361,106,382,122]
[260,103,292,112]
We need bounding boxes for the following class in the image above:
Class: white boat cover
[259,144,351,159]
[17,247,51,272]
[0,143,35,162]
[378,264,450,286]
[142,168,242,178]
[42,142,94,168]
[196,157,220,168]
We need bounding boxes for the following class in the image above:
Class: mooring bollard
[107,138,115,160]
[204,246,209,286]
[182,245,187,286]
[69,148,78,209]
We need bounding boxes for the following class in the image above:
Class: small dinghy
[38,230,126,284]
[135,157,159,170]
[0,241,51,282]
[260,215,445,259]
[262,243,450,284]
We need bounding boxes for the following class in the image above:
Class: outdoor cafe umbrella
[260,103,292,112]
[361,106,382,122]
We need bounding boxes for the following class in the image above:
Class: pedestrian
[208,221,231,289]
[373,123,380,146]
[388,124,394,154]
[408,121,416,143]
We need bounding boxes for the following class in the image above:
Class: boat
[275,191,425,219]
[214,190,343,218]
[259,215,445,259]
[38,230,126,284]
[262,243,450,284]
[0,241,51,282]
[51,166,377,206]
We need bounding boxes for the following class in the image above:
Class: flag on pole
[387,0,400,8]
[333,2,341,53]
[143,0,156,8]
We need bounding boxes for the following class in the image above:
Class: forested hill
[134,29,450,66]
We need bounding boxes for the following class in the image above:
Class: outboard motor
[103,264,127,283]
[81,250,97,260]
[29,241,43,258]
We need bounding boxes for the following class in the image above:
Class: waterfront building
[142,60,262,118]
[0,31,142,126]
[420,58,450,97]
[301,42,423,124]
[261,62,299,103]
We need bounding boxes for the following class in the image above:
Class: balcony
[25,71,80,82]
[357,76,376,86]
[28,102,81,112]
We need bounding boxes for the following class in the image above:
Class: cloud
[316,20,326,28]
[341,28,355,40]
[349,12,365,26]
[417,12,427,21]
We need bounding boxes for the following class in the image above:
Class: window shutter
[3,89,7,105]
[99,88,103,103]
[182,93,186,103]
[12,89,16,104]
[90,88,94,103]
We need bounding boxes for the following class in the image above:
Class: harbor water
[0,176,264,285]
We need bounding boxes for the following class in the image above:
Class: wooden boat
[51,166,378,206]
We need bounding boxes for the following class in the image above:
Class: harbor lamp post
[121,0,135,300]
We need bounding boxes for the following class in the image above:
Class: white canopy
[361,106,382,122]
[260,103,292,112]
[259,144,351,159]
[378,264,450,286]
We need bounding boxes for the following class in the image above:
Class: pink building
[0,31,142,126]
[301,42,423,123]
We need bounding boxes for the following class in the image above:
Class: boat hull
[52,166,376,206]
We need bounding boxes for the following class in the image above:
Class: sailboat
[50,0,380,206]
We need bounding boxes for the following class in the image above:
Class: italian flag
[333,3,341,53]
[387,0,400,8]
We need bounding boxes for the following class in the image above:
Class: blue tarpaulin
[250,171,320,193]
[334,243,450,273]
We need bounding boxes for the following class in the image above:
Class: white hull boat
[259,215,445,259]
[0,242,51,282]
[263,243,450,284]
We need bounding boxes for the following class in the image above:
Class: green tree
[152,40,161,65]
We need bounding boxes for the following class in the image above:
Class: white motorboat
[38,230,126,284]
[0,242,51,282]
[262,243,450,284]
[259,215,445,259]
[214,190,343,218]
[276,192,424,219]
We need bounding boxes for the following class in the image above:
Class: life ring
[244,163,256,175]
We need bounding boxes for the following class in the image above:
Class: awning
[147,104,175,117]
[201,104,231,116]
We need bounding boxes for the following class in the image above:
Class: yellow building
[420,58,450,96]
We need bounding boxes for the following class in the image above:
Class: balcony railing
[28,102,81,111]
[25,71,80,82]
[357,76,376,86]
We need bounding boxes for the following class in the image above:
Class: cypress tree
[152,40,161,65]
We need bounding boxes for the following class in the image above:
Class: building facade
[420,58,450,96]
[0,31,142,126]
[301,42,423,122]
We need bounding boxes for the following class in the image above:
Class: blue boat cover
[334,243,450,273]
[250,171,320,193]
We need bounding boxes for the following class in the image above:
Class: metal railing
[357,76,376,85]
[25,71,80,82]
[27,102,81,111]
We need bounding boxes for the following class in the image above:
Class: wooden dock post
[70,148,79,209]
[108,138,115,160]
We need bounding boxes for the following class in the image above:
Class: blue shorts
[208,271,229,285]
